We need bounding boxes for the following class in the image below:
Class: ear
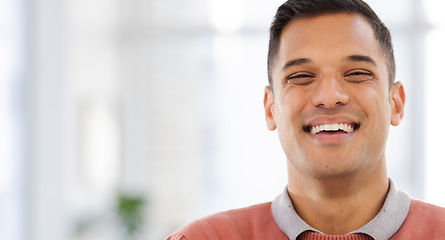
[390,81,406,126]
[264,86,277,130]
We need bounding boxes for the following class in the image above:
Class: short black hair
[267,0,395,89]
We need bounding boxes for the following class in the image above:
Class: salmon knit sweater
[166,200,445,240]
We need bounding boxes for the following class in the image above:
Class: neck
[287,161,389,235]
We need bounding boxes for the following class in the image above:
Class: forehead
[281,13,375,43]
[274,13,385,77]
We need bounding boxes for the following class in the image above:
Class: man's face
[264,13,405,179]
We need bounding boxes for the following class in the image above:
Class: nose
[311,75,349,108]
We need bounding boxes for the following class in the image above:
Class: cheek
[288,103,309,130]
[283,87,310,110]
[274,90,309,138]
[352,85,392,124]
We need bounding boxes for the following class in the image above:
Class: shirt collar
[271,179,411,240]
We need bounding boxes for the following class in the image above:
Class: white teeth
[309,123,355,134]
[342,124,353,133]
[311,126,317,134]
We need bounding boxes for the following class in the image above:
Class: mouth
[304,123,360,135]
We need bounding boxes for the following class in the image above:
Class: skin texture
[263,13,405,234]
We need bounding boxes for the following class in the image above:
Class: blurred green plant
[115,192,146,239]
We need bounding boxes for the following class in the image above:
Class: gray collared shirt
[271,179,411,240]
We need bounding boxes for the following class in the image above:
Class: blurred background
[1,0,444,239]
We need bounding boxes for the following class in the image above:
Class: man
[167,0,445,239]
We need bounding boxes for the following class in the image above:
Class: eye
[344,70,373,83]
[287,72,316,86]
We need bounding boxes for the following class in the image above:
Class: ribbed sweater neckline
[298,231,374,240]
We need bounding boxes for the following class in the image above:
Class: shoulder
[408,199,445,222]
[166,202,287,240]
[391,199,445,239]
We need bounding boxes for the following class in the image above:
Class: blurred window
[0,0,23,239]
[424,0,445,207]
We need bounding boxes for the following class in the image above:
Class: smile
[305,123,360,134]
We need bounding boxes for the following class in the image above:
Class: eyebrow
[280,55,377,72]
[345,55,377,66]
[281,58,312,72]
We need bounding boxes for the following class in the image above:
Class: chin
[306,156,365,179]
